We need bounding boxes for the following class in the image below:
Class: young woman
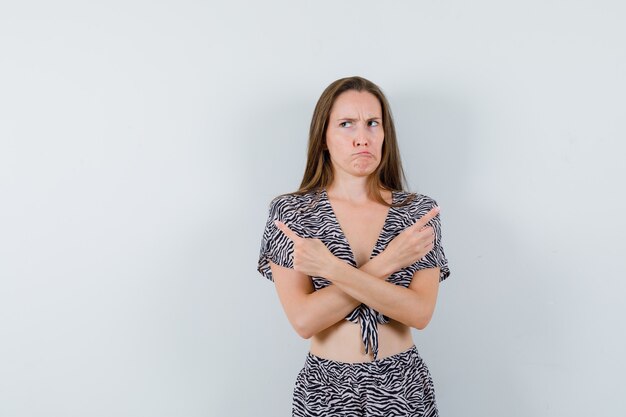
[257,76,451,416]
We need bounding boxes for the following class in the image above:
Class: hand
[383,206,440,271]
[274,220,339,278]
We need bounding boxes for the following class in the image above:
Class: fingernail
[274,220,279,226]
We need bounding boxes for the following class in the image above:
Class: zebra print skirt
[292,345,438,416]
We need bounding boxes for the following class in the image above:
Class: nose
[354,124,370,147]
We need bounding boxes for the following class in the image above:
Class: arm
[323,261,440,330]
[273,206,442,333]
[270,250,398,339]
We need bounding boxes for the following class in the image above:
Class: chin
[352,164,379,177]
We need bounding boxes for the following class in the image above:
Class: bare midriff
[309,318,414,363]
[311,188,415,363]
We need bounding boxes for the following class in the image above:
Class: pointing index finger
[413,206,440,229]
[274,220,302,241]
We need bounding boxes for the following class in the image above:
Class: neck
[326,176,372,203]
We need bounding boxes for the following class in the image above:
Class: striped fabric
[257,187,450,360]
[293,345,438,416]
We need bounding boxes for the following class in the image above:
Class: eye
[369,120,380,127]
[340,121,352,127]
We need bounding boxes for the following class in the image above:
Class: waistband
[302,345,421,384]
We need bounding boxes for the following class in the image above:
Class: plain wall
[1,1,625,416]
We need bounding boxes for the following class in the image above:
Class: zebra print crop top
[257,187,450,360]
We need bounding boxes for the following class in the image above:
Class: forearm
[299,284,360,338]
[325,261,427,329]
[300,254,398,337]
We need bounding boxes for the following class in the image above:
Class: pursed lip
[354,151,373,156]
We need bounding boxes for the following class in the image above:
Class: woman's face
[325,90,384,180]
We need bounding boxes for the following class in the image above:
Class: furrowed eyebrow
[335,117,382,121]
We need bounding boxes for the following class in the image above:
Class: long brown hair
[291,76,412,207]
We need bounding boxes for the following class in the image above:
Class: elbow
[413,320,430,331]
[412,313,434,330]
[293,316,314,340]
[295,326,313,340]
[298,330,313,340]
[411,299,437,330]
[287,299,315,339]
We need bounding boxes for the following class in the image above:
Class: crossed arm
[270,207,441,339]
